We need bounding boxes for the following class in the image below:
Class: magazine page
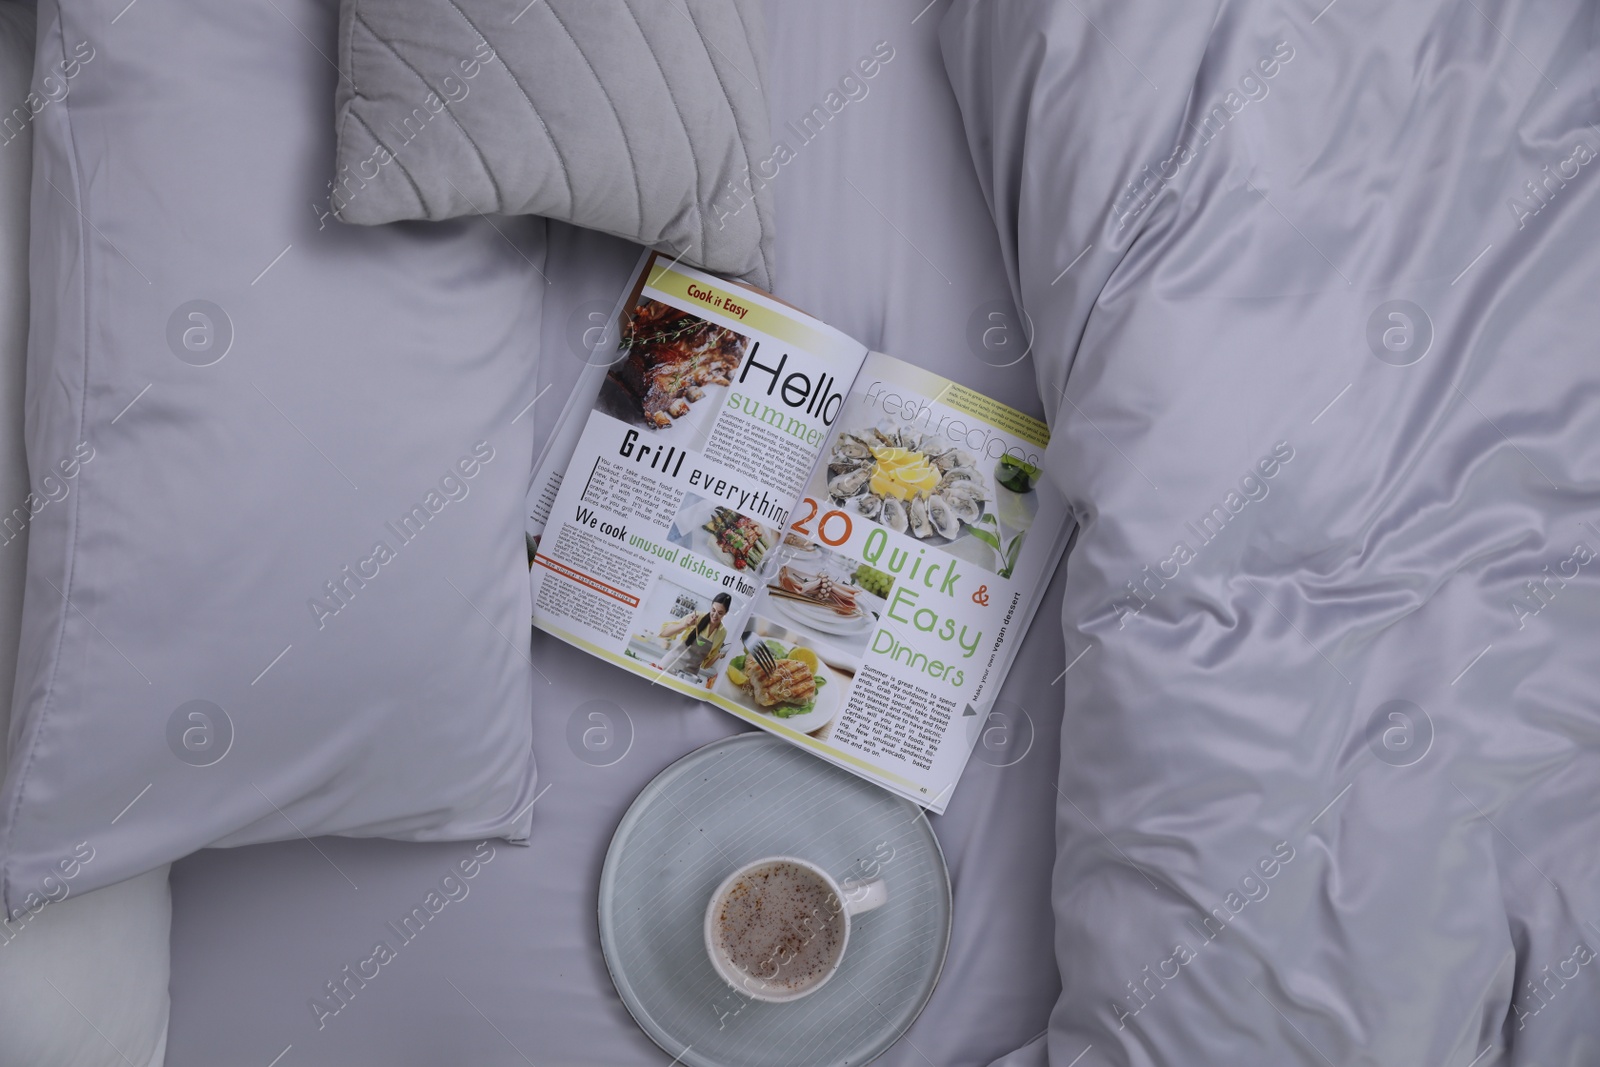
[529,254,870,703]
[715,352,1069,812]
[526,249,651,553]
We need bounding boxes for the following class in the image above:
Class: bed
[11,0,1595,1064]
[159,3,1066,1065]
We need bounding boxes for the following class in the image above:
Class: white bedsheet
[165,3,1065,1064]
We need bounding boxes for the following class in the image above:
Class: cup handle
[840,876,888,915]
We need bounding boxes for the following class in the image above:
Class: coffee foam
[714,860,845,992]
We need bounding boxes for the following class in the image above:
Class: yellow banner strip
[645,263,842,358]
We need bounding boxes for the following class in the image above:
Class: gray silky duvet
[942,1,1600,1065]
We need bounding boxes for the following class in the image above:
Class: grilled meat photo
[747,658,818,708]
[608,298,747,429]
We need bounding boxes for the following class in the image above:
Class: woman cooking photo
[655,591,733,681]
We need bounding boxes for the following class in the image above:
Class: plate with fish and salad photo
[713,622,846,736]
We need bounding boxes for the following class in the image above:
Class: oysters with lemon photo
[824,423,993,543]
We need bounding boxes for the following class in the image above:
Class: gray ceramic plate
[598,732,951,1067]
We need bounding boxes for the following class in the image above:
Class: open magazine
[527,253,1069,812]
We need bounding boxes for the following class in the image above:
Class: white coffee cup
[703,855,888,1003]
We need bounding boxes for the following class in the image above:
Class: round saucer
[598,733,951,1067]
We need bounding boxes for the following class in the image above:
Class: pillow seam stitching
[615,0,703,251]
[333,0,360,195]
[356,9,504,216]
[724,0,774,281]
[349,110,429,217]
[675,0,767,283]
[443,0,576,219]
[538,0,646,236]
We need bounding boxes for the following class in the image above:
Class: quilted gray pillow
[332,0,776,287]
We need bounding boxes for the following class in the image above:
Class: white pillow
[1,0,541,909]
[0,5,170,1067]
[0,0,30,763]
[0,866,171,1067]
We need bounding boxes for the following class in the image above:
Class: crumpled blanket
[942,1,1600,1063]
